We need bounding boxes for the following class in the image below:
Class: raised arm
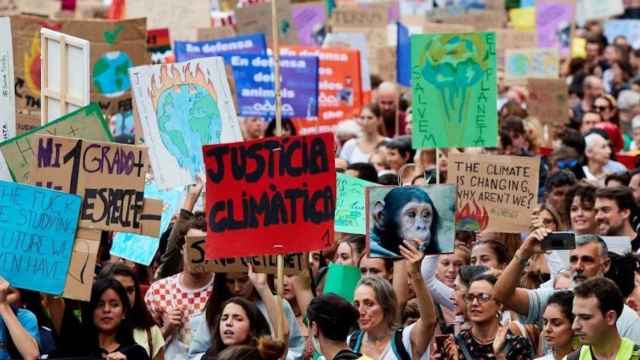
[494,227,550,316]
[400,241,436,359]
[0,278,39,360]
[420,255,455,310]
[249,266,290,342]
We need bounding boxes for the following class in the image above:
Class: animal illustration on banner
[129,57,242,189]
[447,153,540,233]
[366,185,456,258]
[411,32,498,148]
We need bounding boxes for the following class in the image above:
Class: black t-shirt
[96,344,150,360]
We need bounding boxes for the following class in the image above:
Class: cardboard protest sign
[0,180,81,295]
[323,263,360,302]
[185,234,308,275]
[505,48,559,83]
[59,18,148,142]
[0,17,15,140]
[110,182,184,266]
[411,32,498,148]
[125,0,211,41]
[281,46,362,134]
[147,28,173,65]
[536,0,575,55]
[196,27,236,42]
[429,10,507,31]
[10,15,65,134]
[174,33,268,63]
[493,29,537,67]
[527,78,569,126]
[292,2,326,46]
[330,6,387,28]
[0,103,112,184]
[366,185,456,257]
[335,173,375,235]
[40,28,90,124]
[63,227,101,301]
[235,0,298,45]
[30,134,148,234]
[231,54,319,118]
[130,57,242,189]
[604,20,640,50]
[203,133,336,259]
[322,32,372,93]
[576,0,623,25]
[447,153,540,233]
[377,46,397,83]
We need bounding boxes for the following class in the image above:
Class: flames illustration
[148,63,218,108]
[456,200,489,232]
[24,31,41,95]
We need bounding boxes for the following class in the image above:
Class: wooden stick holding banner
[271,0,287,345]
[435,149,441,184]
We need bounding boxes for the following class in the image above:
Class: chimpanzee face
[397,200,432,246]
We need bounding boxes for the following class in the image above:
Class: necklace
[366,331,391,344]
[470,329,495,345]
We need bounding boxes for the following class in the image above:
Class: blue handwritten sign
[174,33,268,62]
[0,180,81,295]
[230,54,319,118]
[110,182,183,265]
[335,173,375,234]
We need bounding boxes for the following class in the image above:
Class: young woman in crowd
[469,240,509,270]
[188,267,305,359]
[537,291,576,360]
[100,263,165,359]
[563,182,598,235]
[349,240,436,359]
[333,235,366,267]
[339,103,387,164]
[282,273,313,337]
[79,278,149,359]
[201,297,272,358]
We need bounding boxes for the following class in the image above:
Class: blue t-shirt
[0,308,40,360]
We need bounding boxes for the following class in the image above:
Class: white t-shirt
[339,138,372,164]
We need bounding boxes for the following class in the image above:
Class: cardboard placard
[536,0,575,56]
[173,33,268,63]
[30,134,148,233]
[185,234,308,275]
[0,17,16,140]
[196,27,237,42]
[40,28,90,124]
[330,6,387,28]
[62,227,101,301]
[505,48,559,83]
[366,185,456,257]
[230,54,319,118]
[129,57,242,189]
[376,45,396,82]
[411,32,498,149]
[234,0,299,45]
[60,18,149,134]
[527,78,569,126]
[335,173,375,235]
[493,29,537,67]
[281,46,362,134]
[10,15,65,134]
[430,10,507,31]
[125,0,211,42]
[0,180,82,295]
[203,133,336,259]
[0,103,112,184]
[447,153,540,233]
[111,182,184,266]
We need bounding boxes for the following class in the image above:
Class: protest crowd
[8,0,640,359]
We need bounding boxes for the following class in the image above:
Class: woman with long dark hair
[79,278,149,359]
[100,263,165,359]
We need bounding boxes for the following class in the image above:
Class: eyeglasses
[464,293,493,304]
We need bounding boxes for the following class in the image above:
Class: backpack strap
[454,333,473,360]
[348,330,364,353]
[390,328,411,360]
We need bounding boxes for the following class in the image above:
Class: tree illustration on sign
[148,63,222,178]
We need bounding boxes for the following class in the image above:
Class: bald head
[376,82,399,118]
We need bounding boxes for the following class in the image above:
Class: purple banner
[536,0,575,55]
[292,3,327,46]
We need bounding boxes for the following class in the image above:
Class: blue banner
[111,182,183,266]
[0,181,81,295]
[397,22,411,87]
[174,33,268,62]
[230,54,319,118]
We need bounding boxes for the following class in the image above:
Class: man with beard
[594,186,639,251]
[375,82,406,137]
[493,228,640,344]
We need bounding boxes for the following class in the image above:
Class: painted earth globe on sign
[156,83,222,178]
[93,51,133,98]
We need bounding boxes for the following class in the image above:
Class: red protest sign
[203,133,336,259]
[281,46,362,135]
